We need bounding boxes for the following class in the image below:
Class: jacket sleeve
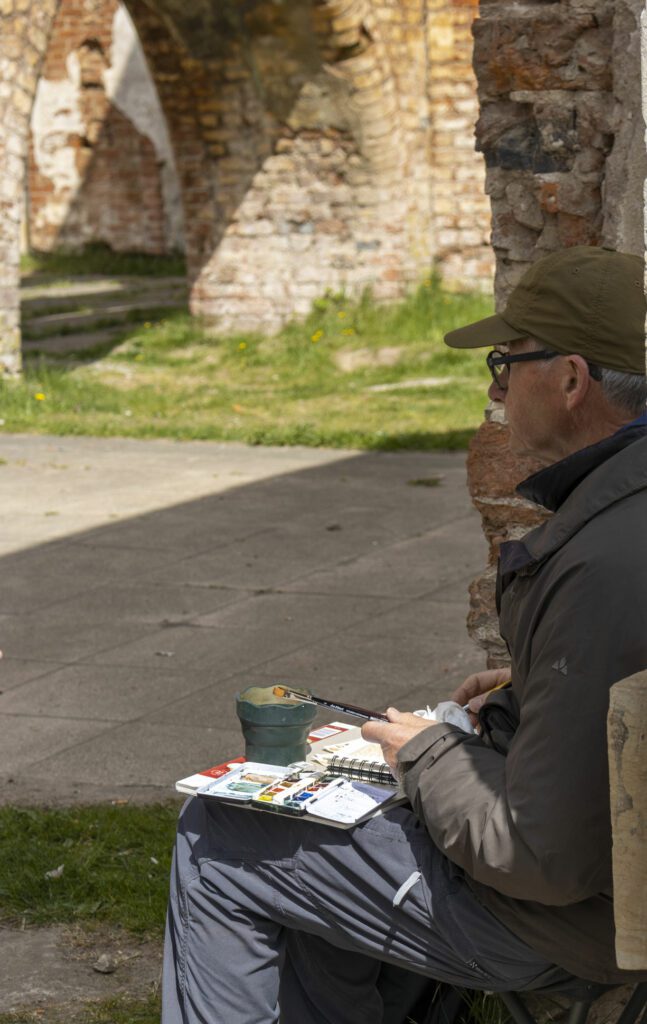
[399,551,647,906]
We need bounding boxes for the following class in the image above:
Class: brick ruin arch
[0,0,493,372]
[122,0,493,332]
[27,0,184,256]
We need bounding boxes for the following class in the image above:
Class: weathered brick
[474,10,612,98]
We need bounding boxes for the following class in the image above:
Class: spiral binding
[327,756,395,785]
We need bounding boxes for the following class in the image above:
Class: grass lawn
[3,279,494,450]
[0,803,175,1022]
[20,244,186,279]
[0,804,177,935]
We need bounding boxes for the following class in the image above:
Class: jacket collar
[516,417,647,512]
[499,424,647,582]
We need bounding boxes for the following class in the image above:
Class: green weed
[4,279,494,450]
[21,245,186,279]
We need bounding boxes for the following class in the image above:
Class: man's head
[444,246,647,464]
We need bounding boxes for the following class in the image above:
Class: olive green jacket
[399,427,647,983]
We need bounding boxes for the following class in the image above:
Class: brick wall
[22,0,490,330]
[121,0,493,331]
[2,0,490,365]
[28,0,183,254]
[427,0,493,289]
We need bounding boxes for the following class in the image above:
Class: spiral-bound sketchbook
[307,731,395,784]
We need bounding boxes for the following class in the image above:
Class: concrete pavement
[0,434,487,805]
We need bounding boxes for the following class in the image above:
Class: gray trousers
[162,796,569,1024]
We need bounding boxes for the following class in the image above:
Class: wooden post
[607,670,647,970]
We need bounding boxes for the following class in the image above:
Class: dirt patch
[0,922,162,1020]
[333,346,404,372]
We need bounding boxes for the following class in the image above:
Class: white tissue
[413,701,475,734]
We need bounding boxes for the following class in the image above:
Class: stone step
[22,324,132,355]
[22,298,186,339]
[22,285,187,319]
[20,274,187,304]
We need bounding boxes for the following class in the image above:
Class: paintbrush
[272,685,389,722]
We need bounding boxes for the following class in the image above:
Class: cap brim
[444,314,528,349]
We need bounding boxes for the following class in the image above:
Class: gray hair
[598,366,647,417]
[529,340,647,417]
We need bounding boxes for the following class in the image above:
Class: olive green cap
[444,246,647,375]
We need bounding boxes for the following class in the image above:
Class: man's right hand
[450,668,511,715]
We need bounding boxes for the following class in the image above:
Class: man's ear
[562,354,591,410]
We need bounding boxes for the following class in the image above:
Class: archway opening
[20,0,187,361]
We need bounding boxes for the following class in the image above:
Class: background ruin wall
[1,0,493,371]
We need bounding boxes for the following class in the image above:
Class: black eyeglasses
[486,349,603,390]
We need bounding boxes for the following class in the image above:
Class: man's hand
[450,667,510,715]
[362,708,438,776]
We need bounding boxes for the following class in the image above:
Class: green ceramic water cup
[235,688,318,766]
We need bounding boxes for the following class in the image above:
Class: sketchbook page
[306,779,397,825]
[307,729,385,768]
[331,738,387,762]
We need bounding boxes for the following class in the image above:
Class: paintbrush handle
[281,687,389,722]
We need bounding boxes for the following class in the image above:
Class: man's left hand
[362,708,438,776]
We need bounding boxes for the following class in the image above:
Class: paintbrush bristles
[273,686,310,702]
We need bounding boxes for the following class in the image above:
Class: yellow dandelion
[34,392,46,401]
[238,342,247,351]
[342,328,355,336]
[337,311,346,319]
[310,330,323,343]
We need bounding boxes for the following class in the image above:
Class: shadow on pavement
[0,448,487,805]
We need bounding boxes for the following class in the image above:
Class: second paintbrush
[272,685,389,722]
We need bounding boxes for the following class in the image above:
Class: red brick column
[467,0,644,663]
[466,416,548,665]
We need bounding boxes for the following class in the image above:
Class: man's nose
[488,380,506,403]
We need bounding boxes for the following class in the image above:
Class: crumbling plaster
[102,5,183,250]
[29,1,183,254]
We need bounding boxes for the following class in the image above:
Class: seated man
[162,246,647,1024]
